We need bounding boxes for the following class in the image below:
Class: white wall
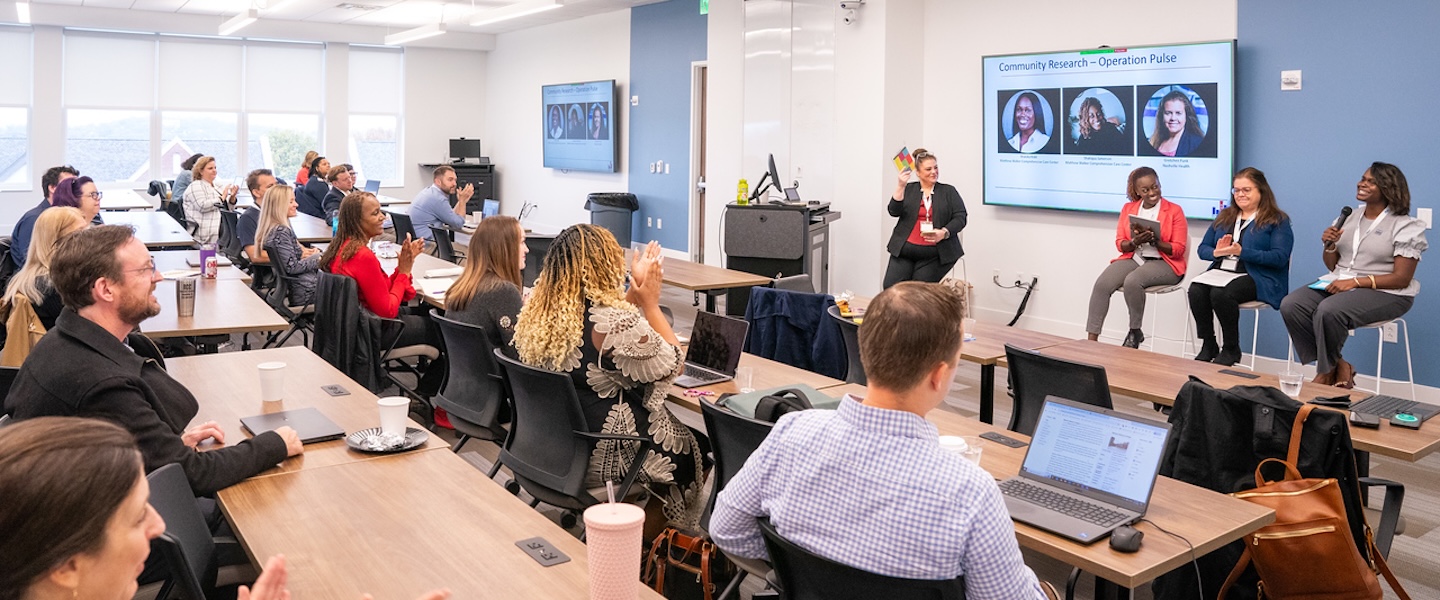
[709,0,1237,345]
[0,26,487,229]
[484,10,631,232]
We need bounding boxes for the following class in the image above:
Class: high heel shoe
[1212,345,1242,367]
[1194,338,1219,362]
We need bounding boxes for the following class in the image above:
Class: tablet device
[240,407,345,443]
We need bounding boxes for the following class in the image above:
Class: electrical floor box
[722,202,841,316]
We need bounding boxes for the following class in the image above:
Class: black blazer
[886,181,967,264]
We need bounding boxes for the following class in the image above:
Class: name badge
[1221,257,1239,271]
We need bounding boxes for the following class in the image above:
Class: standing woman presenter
[883,148,967,288]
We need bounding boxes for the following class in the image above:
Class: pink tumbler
[584,502,646,600]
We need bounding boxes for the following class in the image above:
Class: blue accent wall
[629,0,707,251]
[1238,0,1440,385]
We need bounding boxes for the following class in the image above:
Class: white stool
[1353,318,1415,399]
[1236,300,1270,370]
[1143,284,1189,353]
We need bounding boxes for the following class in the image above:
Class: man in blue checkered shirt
[710,282,1049,599]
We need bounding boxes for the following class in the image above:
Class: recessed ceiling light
[335,3,384,9]
[16,2,31,24]
[469,0,563,27]
[218,9,259,36]
[383,22,446,45]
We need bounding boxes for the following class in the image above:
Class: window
[66,109,151,184]
[0,28,32,189]
[348,47,403,187]
[246,43,324,183]
[249,113,321,183]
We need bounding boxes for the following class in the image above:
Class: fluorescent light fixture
[218,9,259,36]
[468,0,563,27]
[383,22,446,46]
[16,2,30,23]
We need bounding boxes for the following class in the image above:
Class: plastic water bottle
[737,178,749,206]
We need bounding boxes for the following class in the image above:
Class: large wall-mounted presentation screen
[982,41,1234,219]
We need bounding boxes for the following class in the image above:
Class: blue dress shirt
[409,184,464,242]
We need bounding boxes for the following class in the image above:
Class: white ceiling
[19,0,663,38]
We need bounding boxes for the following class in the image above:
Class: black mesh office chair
[758,518,965,600]
[493,349,652,530]
[389,211,417,241]
[1003,344,1112,436]
[701,399,777,600]
[218,210,250,271]
[146,464,219,600]
[259,242,316,348]
[312,272,440,400]
[430,226,461,263]
[825,305,866,385]
[431,309,510,476]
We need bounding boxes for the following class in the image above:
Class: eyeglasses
[126,261,158,277]
[82,191,105,201]
[1231,187,1256,196]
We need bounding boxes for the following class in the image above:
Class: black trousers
[1188,275,1257,347]
[883,243,955,289]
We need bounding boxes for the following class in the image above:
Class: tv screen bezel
[541,79,619,173]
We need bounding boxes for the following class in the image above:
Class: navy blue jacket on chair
[742,287,847,381]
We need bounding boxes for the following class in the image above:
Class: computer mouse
[1109,525,1143,553]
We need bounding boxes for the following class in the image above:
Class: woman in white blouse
[1280,162,1428,388]
[182,155,238,245]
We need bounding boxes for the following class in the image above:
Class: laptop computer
[364,180,381,194]
[482,198,500,219]
[240,407,346,444]
[673,311,750,389]
[998,396,1172,544]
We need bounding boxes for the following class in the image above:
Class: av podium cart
[722,202,841,316]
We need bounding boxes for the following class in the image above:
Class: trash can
[585,193,640,248]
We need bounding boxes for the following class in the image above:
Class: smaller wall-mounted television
[542,79,618,173]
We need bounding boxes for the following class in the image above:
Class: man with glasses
[322,163,356,226]
[9,165,79,268]
[3,225,303,495]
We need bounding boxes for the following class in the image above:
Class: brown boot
[1334,358,1356,389]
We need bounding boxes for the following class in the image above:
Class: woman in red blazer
[1086,167,1189,348]
[321,191,437,350]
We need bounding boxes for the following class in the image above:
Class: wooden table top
[786,383,1275,589]
[382,253,456,309]
[105,211,195,248]
[667,353,843,414]
[170,347,447,478]
[642,254,772,293]
[99,188,157,211]
[290,213,334,244]
[1038,340,1440,461]
[152,250,250,282]
[964,321,1075,365]
[143,279,288,338]
[219,450,663,599]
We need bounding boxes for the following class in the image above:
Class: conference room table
[289,212,335,244]
[142,278,287,341]
[152,250,250,282]
[1035,340,1440,462]
[104,211,195,248]
[665,352,844,414]
[98,188,157,211]
[806,383,1275,596]
[173,347,662,598]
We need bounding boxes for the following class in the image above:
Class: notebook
[998,396,1172,544]
[364,180,381,194]
[673,311,750,389]
[240,407,346,444]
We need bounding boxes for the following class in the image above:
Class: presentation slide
[982,41,1234,219]
[542,80,616,173]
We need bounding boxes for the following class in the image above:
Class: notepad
[423,267,463,278]
[418,278,453,298]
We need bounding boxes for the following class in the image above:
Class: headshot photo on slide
[1138,84,1218,158]
[999,89,1061,154]
[547,105,565,140]
[566,103,585,139]
[588,103,609,140]
[1064,86,1134,156]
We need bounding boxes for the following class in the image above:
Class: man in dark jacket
[321,163,355,226]
[3,225,302,495]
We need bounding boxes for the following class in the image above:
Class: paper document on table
[424,267,463,278]
[418,278,453,298]
[1191,269,1246,288]
[162,269,199,279]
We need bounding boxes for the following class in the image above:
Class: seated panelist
[1086,167,1188,348]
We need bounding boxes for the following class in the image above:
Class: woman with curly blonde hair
[514,224,707,532]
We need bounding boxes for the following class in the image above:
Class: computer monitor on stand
[748,154,783,204]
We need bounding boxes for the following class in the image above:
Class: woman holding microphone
[883,148,967,288]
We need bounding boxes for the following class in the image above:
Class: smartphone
[1348,411,1380,429]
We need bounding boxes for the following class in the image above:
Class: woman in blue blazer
[1189,167,1294,365]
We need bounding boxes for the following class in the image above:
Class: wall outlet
[656,218,662,229]
[664,163,670,174]
[1419,207,1432,229]
[1383,322,1398,343]
[646,217,653,227]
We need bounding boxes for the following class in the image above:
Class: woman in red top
[294,150,319,186]
[1085,167,1189,348]
[321,191,436,349]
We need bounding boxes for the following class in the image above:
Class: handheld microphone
[1332,206,1353,229]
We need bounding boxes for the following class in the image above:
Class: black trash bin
[585,193,640,247]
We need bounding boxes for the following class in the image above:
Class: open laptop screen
[364,180,381,193]
[1021,397,1170,511]
[686,311,748,375]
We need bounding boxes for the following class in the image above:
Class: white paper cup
[472,211,484,223]
[938,435,968,454]
[377,396,409,437]
[736,366,755,393]
[257,362,286,402]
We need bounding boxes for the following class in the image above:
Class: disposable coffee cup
[472,211,484,224]
[584,502,646,600]
[176,278,196,317]
[938,435,968,454]
[257,362,286,402]
[377,396,409,437]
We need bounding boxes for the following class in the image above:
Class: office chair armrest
[574,432,655,502]
[1358,476,1404,558]
[375,315,407,358]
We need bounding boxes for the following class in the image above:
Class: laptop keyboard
[1351,394,1440,422]
[999,479,1128,527]
[682,364,722,383]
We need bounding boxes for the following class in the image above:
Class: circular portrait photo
[998,89,1060,154]
[1064,87,1133,156]
[1138,84,1217,158]
[588,103,609,140]
[566,104,585,139]
[547,105,564,140]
